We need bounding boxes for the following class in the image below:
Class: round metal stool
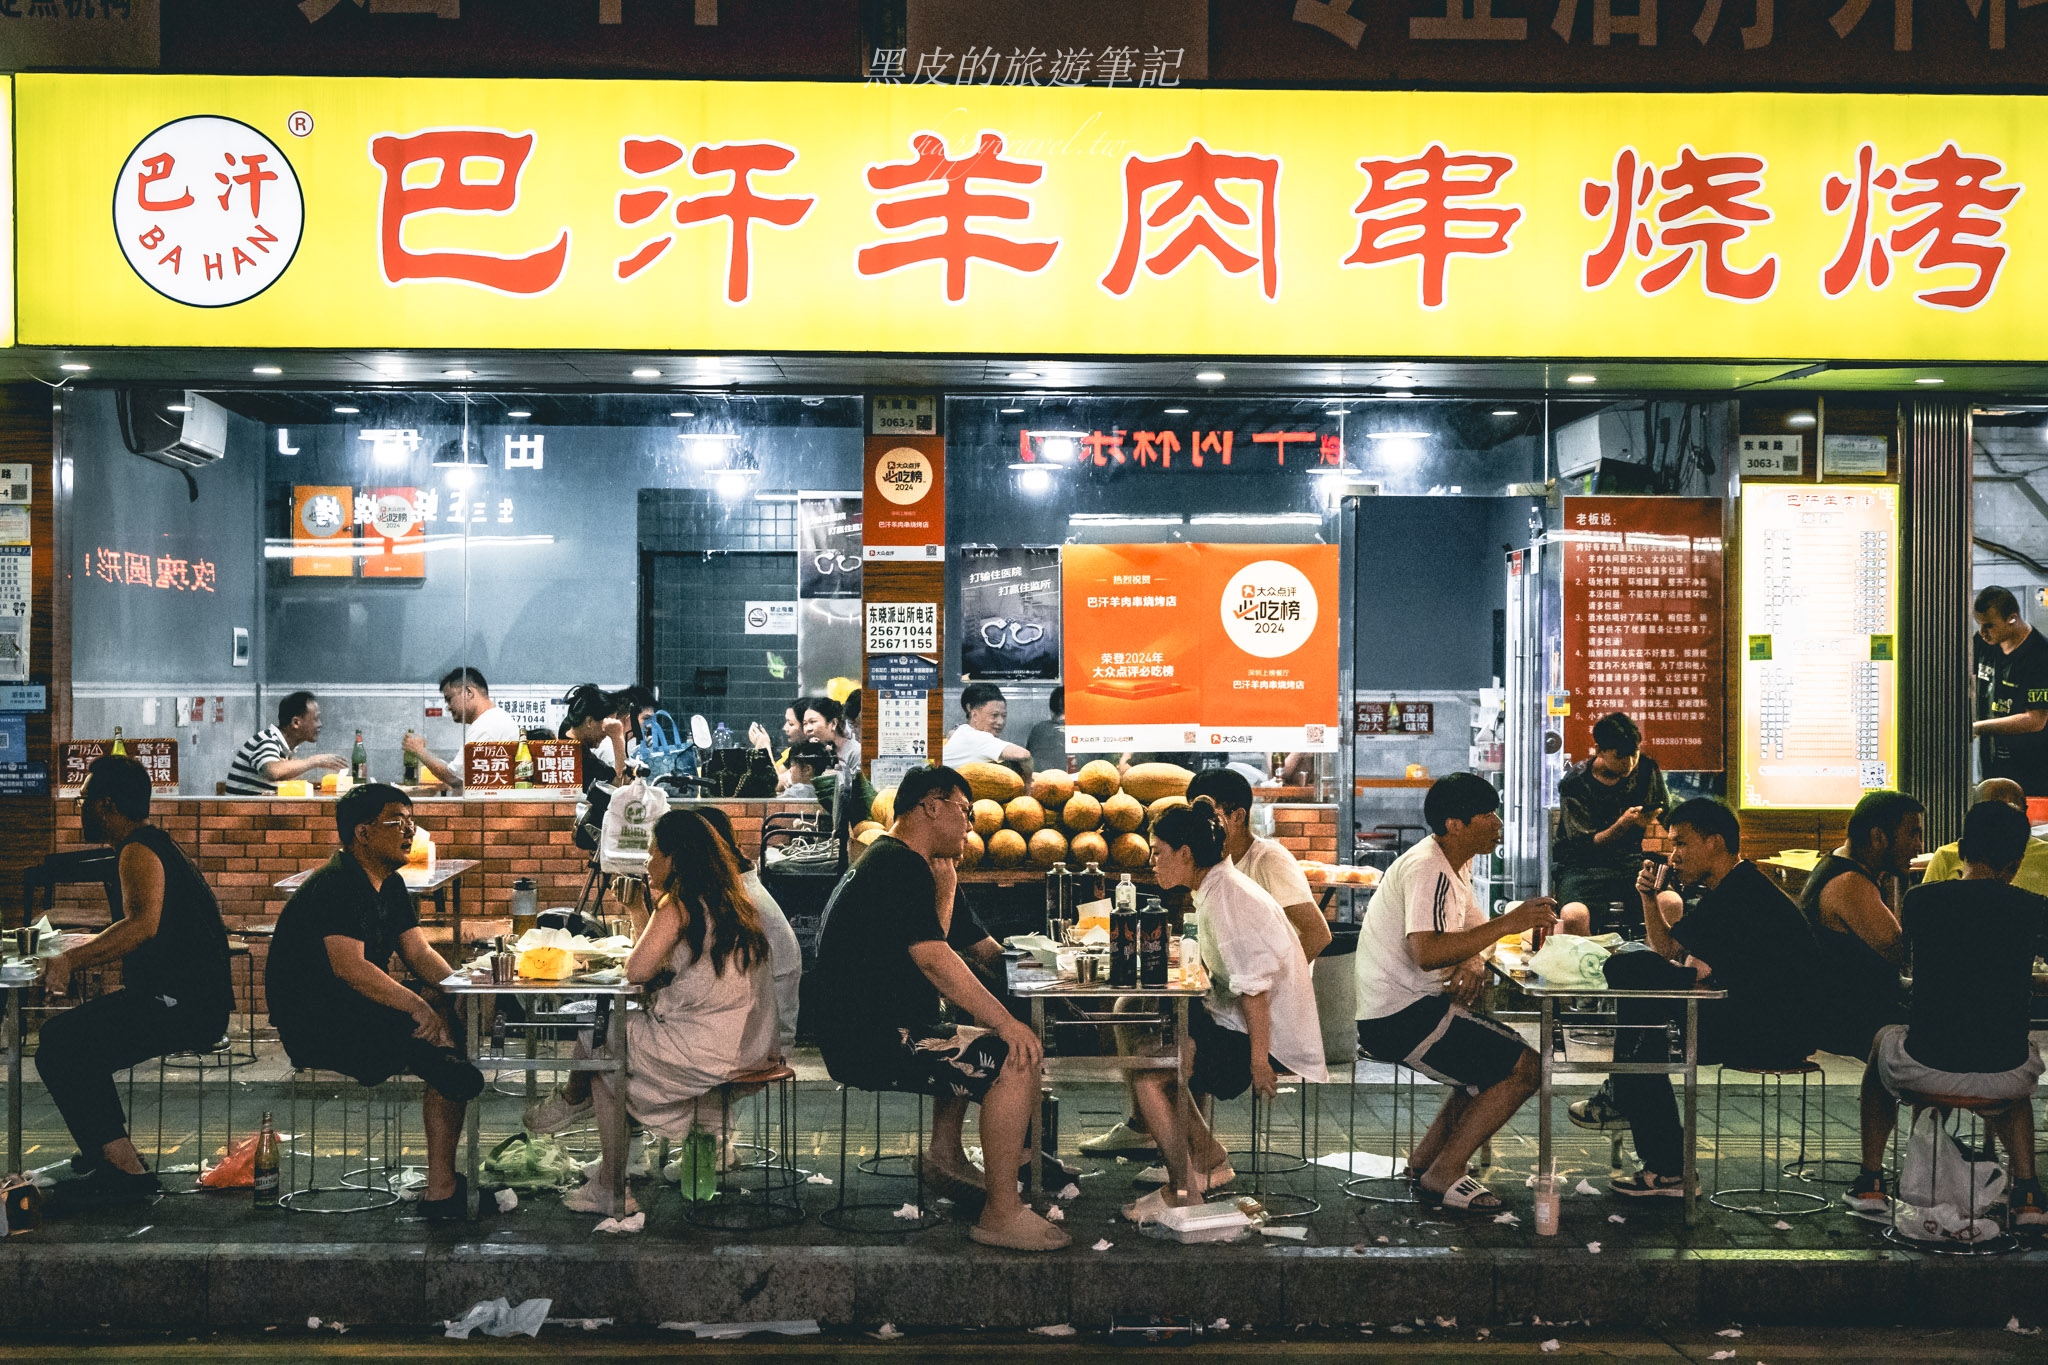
[1343,1052,1422,1204]
[278,1068,407,1214]
[1709,1063,1831,1217]
[818,1085,943,1234]
[1241,1073,1320,1220]
[681,1064,806,1232]
[1884,1093,2016,1256]
[129,1033,238,1195]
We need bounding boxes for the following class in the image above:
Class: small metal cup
[491,952,517,985]
[1075,955,1100,986]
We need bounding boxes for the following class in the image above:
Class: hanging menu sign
[1738,485,1899,810]
[1562,497,1726,772]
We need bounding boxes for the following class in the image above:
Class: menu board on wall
[1063,543,1339,752]
[1561,497,1725,772]
[1739,485,1898,810]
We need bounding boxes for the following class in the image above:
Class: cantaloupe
[870,787,897,826]
[1109,832,1151,869]
[1102,790,1145,834]
[1027,828,1068,867]
[960,761,1026,804]
[1061,791,1104,832]
[1146,795,1189,826]
[852,820,882,841]
[1069,830,1109,866]
[986,828,1028,868]
[1004,795,1047,835]
[959,830,984,870]
[1075,759,1121,799]
[856,826,885,847]
[1120,762,1194,804]
[972,799,1005,837]
[1029,769,1075,808]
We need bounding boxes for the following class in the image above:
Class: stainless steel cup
[491,952,517,985]
[1075,955,1100,985]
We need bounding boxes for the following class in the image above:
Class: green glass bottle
[351,729,369,783]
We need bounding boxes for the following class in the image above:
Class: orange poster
[862,433,944,563]
[360,486,425,579]
[291,485,354,578]
[1063,543,1340,753]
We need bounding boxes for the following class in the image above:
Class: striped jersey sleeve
[225,727,289,795]
[1431,872,1450,933]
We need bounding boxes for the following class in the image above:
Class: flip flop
[1415,1174,1503,1212]
[969,1206,1072,1252]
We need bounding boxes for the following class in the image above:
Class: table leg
[7,987,21,1176]
[448,882,462,958]
[1025,998,1045,1197]
[612,1005,631,1212]
[1538,997,1554,1196]
[465,997,484,1219]
[1682,997,1700,1229]
[1176,998,1193,1192]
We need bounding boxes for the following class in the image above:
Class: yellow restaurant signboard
[15,75,2048,360]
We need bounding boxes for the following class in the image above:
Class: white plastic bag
[1528,934,1610,988]
[599,778,669,876]
[1898,1105,2006,1215]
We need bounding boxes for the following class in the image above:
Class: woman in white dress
[566,808,771,1215]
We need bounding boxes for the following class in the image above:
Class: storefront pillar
[0,385,56,886]
[1900,399,1974,846]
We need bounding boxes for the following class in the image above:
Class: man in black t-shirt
[1554,711,1670,938]
[806,764,1066,1252]
[269,784,482,1220]
[1973,585,2048,805]
[37,756,232,1210]
[1845,799,2048,1223]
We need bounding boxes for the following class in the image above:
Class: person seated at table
[1923,778,2048,895]
[268,783,481,1221]
[749,698,809,791]
[804,763,1065,1251]
[225,689,346,795]
[1353,773,1553,1213]
[697,805,802,1064]
[1797,789,1920,1062]
[1078,765,1330,1165]
[1554,711,1669,938]
[562,809,774,1215]
[403,666,520,789]
[941,682,1034,777]
[558,683,633,787]
[780,741,835,804]
[1844,799,2048,1222]
[36,755,233,1209]
[1121,799,1330,1222]
[1598,797,1821,1198]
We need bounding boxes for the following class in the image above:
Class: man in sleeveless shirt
[37,756,232,1209]
[1796,790,1920,1063]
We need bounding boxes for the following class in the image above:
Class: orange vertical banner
[291,484,354,578]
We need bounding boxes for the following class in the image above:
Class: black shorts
[825,1025,1011,1103]
[1188,1003,1282,1102]
[279,1002,485,1104]
[1356,995,1528,1097]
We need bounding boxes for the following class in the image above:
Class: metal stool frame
[681,1065,806,1232]
[1884,1095,2016,1257]
[817,1085,943,1234]
[278,1069,407,1214]
[1709,1064,1832,1217]
[127,1033,237,1195]
[1244,1074,1321,1219]
[1343,1054,1422,1204]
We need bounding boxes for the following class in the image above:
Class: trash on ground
[658,1320,821,1339]
[544,1318,611,1331]
[1574,1179,1598,1195]
[804,1173,833,1185]
[443,1297,552,1340]
[1717,1328,1744,1338]
[1771,1219,1790,1230]
[593,1211,645,1234]
[1258,1225,1307,1239]
[1058,1183,1081,1201]
[495,1189,519,1213]
[1607,1214,1625,1224]
[1092,1238,1114,1251]
[892,1203,922,1220]
[1586,1241,1602,1253]
[1711,1353,1736,1361]
[1030,1324,1078,1337]
[1493,1211,1520,1225]
[871,1323,902,1341]
[1540,1340,1561,1353]
[2008,1317,2041,1336]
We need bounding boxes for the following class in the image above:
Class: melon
[1146,795,1189,826]
[856,826,885,847]
[1120,762,1194,804]
[1061,791,1104,832]
[986,828,1028,868]
[1069,830,1110,866]
[1109,832,1152,869]
[1075,759,1122,799]
[1004,795,1047,835]
[870,787,897,827]
[959,830,984,870]
[960,760,1026,804]
[1102,790,1145,834]
[972,799,1006,837]
[852,820,882,841]
[1029,769,1076,808]
[1027,828,1069,868]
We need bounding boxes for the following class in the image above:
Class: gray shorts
[1872,1024,2044,1103]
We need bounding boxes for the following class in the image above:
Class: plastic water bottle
[683,1127,720,1202]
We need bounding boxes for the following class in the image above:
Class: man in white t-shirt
[940,682,1034,777]
[402,666,520,789]
[1353,773,1555,1213]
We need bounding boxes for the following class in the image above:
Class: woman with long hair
[564,808,772,1215]
[1125,797,1328,1223]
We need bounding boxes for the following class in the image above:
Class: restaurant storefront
[0,73,2016,1008]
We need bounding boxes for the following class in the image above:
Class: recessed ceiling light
[166,404,192,413]
[1324,407,1351,415]
[1788,412,1817,427]
[1382,391,1415,398]
[59,362,90,372]
[1566,374,1597,384]
[253,365,283,376]
[1915,376,1944,385]
[669,410,694,419]
[632,368,662,379]
[1491,409,1518,417]
[332,406,359,415]
[1164,407,1190,415]
[1007,370,1041,380]
[1196,370,1226,384]
[1368,430,1432,441]
[442,368,476,379]
[506,410,532,419]
[1000,407,1025,415]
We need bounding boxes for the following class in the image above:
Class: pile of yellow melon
[851,760,1195,872]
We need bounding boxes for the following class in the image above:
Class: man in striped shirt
[225,691,344,795]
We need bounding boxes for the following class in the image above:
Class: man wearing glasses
[268,783,482,1220]
[804,763,1065,1251]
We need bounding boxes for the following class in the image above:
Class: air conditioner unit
[155,391,229,468]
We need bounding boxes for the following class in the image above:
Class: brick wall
[1271,804,1340,862]
[47,795,820,1016]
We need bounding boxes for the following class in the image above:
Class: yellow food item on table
[405,830,433,867]
[986,828,1028,868]
[1029,769,1075,808]
[1300,861,1328,884]
[1109,832,1151,869]
[971,799,1006,838]
[959,830,985,870]
[318,772,340,793]
[1061,791,1104,833]
[856,826,885,847]
[517,946,575,980]
[1075,759,1121,800]
[1069,829,1109,865]
[870,787,896,827]
[275,780,312,798]
[959,761,1026,804]
[1027,828,1068,867]
[1120,762,1194,804]
[1004,795,1047,835]
[1102,791,1145,834]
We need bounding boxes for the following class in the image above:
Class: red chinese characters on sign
[61,740,179,794]
[369,128,570,295]
[89,547,217,593]
[613,136,816,301]
[113,115,304,309]
[1822,141,2020,310]
[1345,144,1523,309]
[1102,141,1281,300]
[1015,426,1327,471]
[1582,146,1778,301]
[856,131,1057,302]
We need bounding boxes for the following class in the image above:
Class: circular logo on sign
[297,492,347,539]
[112,115,305,308]
[370,492,418,540]
[1220,559,1320,659]
[875,447,933,506]
[747,605,769,629]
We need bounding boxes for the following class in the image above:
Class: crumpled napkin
[593,1211,645,1234]
[443,1297,552,1340]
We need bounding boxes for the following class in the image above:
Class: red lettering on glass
[1193,430,1234,467]
[369,129,570,295]
[1251,431,1318,465]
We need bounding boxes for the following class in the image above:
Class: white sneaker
[523,1090,594,1136]
[1134,1163,1169,1187]
[1078,1121,1158,1156]
[561,1181,640,1216]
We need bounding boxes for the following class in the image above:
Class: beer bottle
[351,730,369,783]
[253,1112,281,1209]
[110,726,126,757]
[513,739,534,789]
[402,729,420,784]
